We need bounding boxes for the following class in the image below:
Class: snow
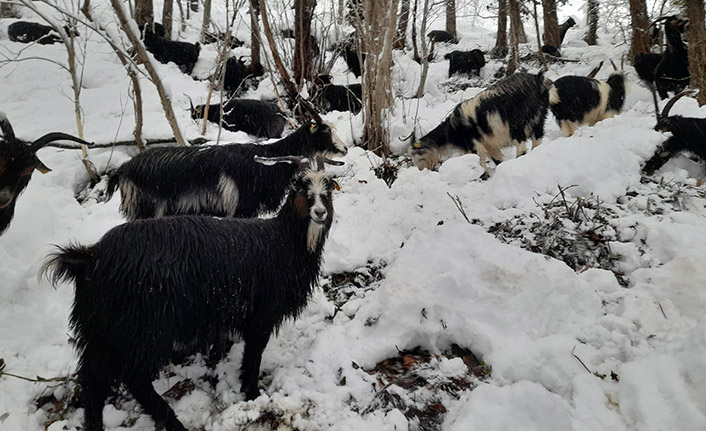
[2,1,706,431]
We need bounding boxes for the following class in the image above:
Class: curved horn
[0,112,16,142]
[298,97,323,125]
[314,155,345,171]
[254,155,310,171]
[661,90,695,118]
[609,59,618,71]
[648,83,661,122]
[30,132,93,152]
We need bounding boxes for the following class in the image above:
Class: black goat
[8,21,78,45]
[221,56,254,94]
[634,52,662,83]
[191,98,286,138]
[143,25,200,74]
[410,72,552,172]
[0,113,91,235]
[203,30,244,49]
[43,157,340,431]
[549,72,627,136]
[643,90,706,175]
[654,16,689,99]
[427,30,458,44]
[337,36,365,78]
[558,17,576,43]
[314,75,362,114]
[541,45,561,57]
[445,50,485,77]
[108,110,346,220]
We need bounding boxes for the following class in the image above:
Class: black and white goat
[43,156,341,431]
[8,21,78,45]
[190,98,286,138]
[427,30,458,44]
[643,90,706,175]
[109,108,346,220]
[143,24,200,74]
[549,70,627,136]
[0,113,91,235]
[445,50,486,77]
[314,74,362,114]
[409,72,552,172]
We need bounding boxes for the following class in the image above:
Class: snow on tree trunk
[395,0,411,49]
[200,0,212,43]
[293,0,316,86]
[541,0,560,46]
[585,0,599,46]
[686,0,706,106]
[628,0,650,59]
[446,0,457,38]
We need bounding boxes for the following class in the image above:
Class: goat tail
[41,244,95,288]
[105,168,121,201]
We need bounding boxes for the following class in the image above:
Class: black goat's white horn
[0,112,15,141]
[30,132,94,152]
[314,155,345,171]
[254,155,310,171]
[661,90,695,118]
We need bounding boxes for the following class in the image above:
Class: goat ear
[309,121,319,134]
[332,180,341,191]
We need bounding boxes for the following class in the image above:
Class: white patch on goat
[549,86,561,105]
[155,202,166,218]
[325,122,348,156]
[560,80,613,136]
[409,144,465,170]
[218,174,239,217]
[120,179,139,220]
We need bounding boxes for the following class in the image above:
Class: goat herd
[1,13,705,431]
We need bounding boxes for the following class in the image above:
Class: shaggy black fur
[0,113,91,235]
[643,116,706,175]
[634,53,662,83]
[549,73,626,131]
[143,25,200,74]
[337,37,365,77]
[43,170,336,431]
[191,99,286,138]
[223,57,247,94]
[106,121,346,220]
[654,16,689,99]
[314,75,362,114]
[427,30,457,44]
[8,21,77,45]
[541,45,560,57]
[203,31,244,49]
[445,50,485,77]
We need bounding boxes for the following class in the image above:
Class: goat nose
[314,208,326,218]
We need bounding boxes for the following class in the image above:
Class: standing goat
[0,113,90,235]
[445,50,486,77]
[43,157,341,431]
[190,98,286,138]
[108,108,346,220]
[427,30,458,44]
[409,72,552,172]
[549,69,627,136]
[643,90,706,175]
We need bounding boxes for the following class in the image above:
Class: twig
[571,346,592,373]
[658,302,667,319]
[447,192,471,224]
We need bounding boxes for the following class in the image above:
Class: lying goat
[314,74,362,114]
[44,156,341,431]
[0,113,91,235]
[191,98,286,138]
[427,30,458,44]
[410,72,552,172]
[8,21,77,45]
[143,24,200,74]
[445,50,485,77]
[643,90,706,175]
[110,105,346,220]
[549,69,627,136]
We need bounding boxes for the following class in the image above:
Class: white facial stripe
[325,122,348,155]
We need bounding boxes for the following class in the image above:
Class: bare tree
[585,0,599,45]
[507,0,521,75]
[493,0,508,57]
[411,0,420,61]
[249,0,262,73]
[541,0,560,46]
[162,0,173,39]
[293,0,316,86]
[394,0,411,49]
[532,0,548,70]
[134,0,153,28]
[416,0,431,98]
[509,0,527,43]
[686,0,706,105]
[258,0,299,103]
[628,0,650,59]
[200,0,212,43]
[446,0,457,38]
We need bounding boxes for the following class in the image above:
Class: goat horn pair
[30,132,93,152]
[0,112,16,142]
[314,155,345,171]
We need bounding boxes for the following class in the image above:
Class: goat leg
[240,331,270,400]
[125,378,186,431]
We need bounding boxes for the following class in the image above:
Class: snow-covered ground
[2,2,706,431]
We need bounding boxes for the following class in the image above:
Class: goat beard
[307,221,325,252]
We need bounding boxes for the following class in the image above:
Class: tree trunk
[584,0,599,45]
[394,0,410,49]
[134,0,153,28]
[411,0,419,61]
[509,0,527,43]
[533,0,548,71]
[258,0,299,104]
[686,0,706,106]
[200,0,212,43]
[249,0,262,73]
[162,0,173,39]
[541,0,560,46]
[416,0,431,98]
[507,0,520,75]
[293,0,316,85]
[494,0,508,55]
[628,0,650,59]
[445,0,456,38]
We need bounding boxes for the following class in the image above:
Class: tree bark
[509,0,527,43]
[134,0,153,28]
[584,0,599,45]
[200,0,212,43]
[494,0,508,54]
[249,0,261,72]
[258,0,299,103]
[507,0,520,75]
[293,0,316,85]
[411,0,419,61]
[686,0,706,105]
[445,0,456,38]
[394,0,410,49]
[628,0,650,59]
[533,0,548,70]
[416,0,431,98]
[541,0,560,46]
[162,0,173,39]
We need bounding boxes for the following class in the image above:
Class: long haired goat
[409,72,552,173]
[107,114,346,221]
[43,157,340,431]
[190,98,287,138]
[654,15,689,100]
[0,113,91,235]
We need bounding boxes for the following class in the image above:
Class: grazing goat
[191,98,286,138]
[143,25,200,74]
[8,21,77,45]
[109,109,346,220]
[445,50,485,77]
[0,113,91,235]
[643,90,706,175]
[427,30,458,44]
[410,72,552,172]
[654,15,689,100]
[314,75,362,114]
[43,157,341,431]
[549,71,627,136]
